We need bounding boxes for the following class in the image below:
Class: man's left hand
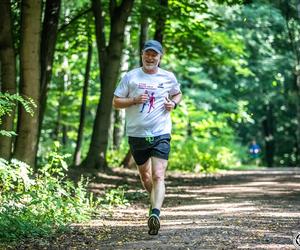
[164,97,176,111]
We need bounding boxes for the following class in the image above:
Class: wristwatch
[171,100,177,109]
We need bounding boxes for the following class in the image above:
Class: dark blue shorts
[128,134,171,165]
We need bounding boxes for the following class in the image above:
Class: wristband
[171,100,177,109]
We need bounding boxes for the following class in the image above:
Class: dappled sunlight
[166,193,199,198]
[166,201,257,212]
[79,168,300,249]
[96,172,124,180]
[184,185,265,194]
[256,211,300,218]
[239,244,292,249]
[4,0,300,247]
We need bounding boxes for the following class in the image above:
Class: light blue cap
[143,40,163,54]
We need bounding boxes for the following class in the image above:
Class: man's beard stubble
[142,59,159,71]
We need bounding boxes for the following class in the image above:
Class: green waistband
[145,136,154,143]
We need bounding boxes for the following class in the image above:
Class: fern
[0,92,36,117]
[0,130,17,137]
[0,92,36,136]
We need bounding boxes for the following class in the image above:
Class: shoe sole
[148,215,160,235]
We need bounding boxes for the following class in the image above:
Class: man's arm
[113,94,148,109]
[171,92,182,105]
[164,91,182,111]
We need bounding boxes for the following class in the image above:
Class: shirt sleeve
[114,74,129,98]
[169,72,181,96]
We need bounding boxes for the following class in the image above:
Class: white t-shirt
[114,67,181,137]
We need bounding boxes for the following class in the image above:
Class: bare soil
[10,167,300,249]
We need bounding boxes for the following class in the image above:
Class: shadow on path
[14,167,300,249]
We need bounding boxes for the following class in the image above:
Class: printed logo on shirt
[140,90,155,113]
[138,83,157,90]
[158,81,172,88]
[138,81,171,90]
[158,83,164,88]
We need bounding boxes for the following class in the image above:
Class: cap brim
[144,47,162,54]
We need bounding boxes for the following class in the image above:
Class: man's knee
[152,168,165,182]
[138,159,151,180]
[140,171,152,183]
[151,157,167,182]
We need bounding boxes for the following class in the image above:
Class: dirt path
[15,167,300,249]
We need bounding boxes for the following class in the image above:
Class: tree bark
[80,0,134,170]
[139,10,148,66]
[0,0,17,160]
[39,0,61,141]
[13,0,41,167]
[112,109,124,149]
[73,43,92,166]
[154,0,168,43]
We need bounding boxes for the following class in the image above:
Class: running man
[113,40,182,235]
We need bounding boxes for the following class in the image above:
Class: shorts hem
[134,158,149,166]
[151,153,169,161]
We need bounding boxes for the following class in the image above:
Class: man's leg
[147,156,167,235]
[150,157,168,210]
[137,158,152,193]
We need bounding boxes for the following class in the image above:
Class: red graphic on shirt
[140,90,155,113]
[148,92,155,113]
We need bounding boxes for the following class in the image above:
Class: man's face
[142,49,161,71]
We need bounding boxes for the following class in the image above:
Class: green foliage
[22,0,298,169]
[38,141,71,174]
[99,185,130,208]
[39,8,99,161]
[107,140,129,167]
[219,1,297,166]
[169,98,245,172]
[0,147,97,242]
[0,92,36,137]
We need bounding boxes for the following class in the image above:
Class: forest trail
[19,167,300,249]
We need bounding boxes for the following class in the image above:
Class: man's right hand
[134,93,148,104]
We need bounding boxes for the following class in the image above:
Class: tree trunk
[62,124,68,145]
[80,0,134,170]
[112,109,125,149]
[73,43,92,166]
[14,0,41,167]
[154,0,168,43]
[139,11,148,66]
[0,0,17,160]
[38,0,61,145]
[262,104,275,167]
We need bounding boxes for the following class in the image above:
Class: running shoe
[148,214,160,235]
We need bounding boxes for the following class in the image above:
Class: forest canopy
[0,0,299,172]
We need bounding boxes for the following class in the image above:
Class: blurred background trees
[1,0,299,172]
